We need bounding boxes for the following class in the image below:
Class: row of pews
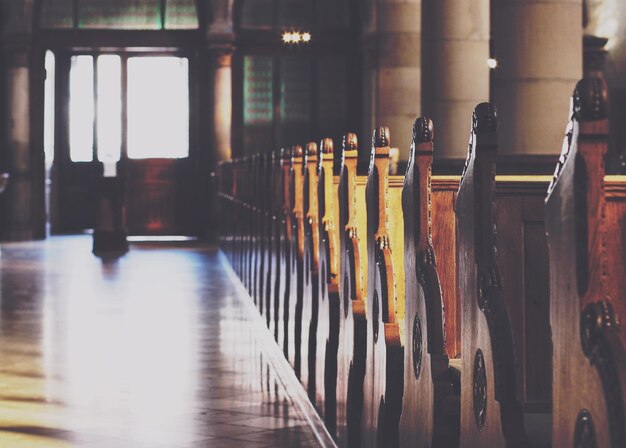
[217,77,626,447]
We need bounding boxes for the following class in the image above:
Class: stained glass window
[280,56,311,123]
[243,56,274,154]
[279,55,311,146]
[40,0,199,30]
[164,0,199,29]
[79,0,161,29]
[244,56,274,125]
[40,0,74,29]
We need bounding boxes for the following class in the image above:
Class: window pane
[240,0,274,30]
[243,55,274,154]
[70,55,94,162]
[79,0,161,29]
[40,0,74,28]
[127,57,189,159]
[44,51,56,166]
[280,55,311,123]
[164,0,199,29]
[279,55,311,146]
[97,55,122,163]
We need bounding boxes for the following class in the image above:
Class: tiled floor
[0,236,322,447]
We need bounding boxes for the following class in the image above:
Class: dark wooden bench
[316,138,342,430]
[337,133,369,447]
[302,142,321,400]
[546,77,626,448]
[399,117,460,448]
[361,127,405,448]
[216,76,626,448]
[287,145,306,378]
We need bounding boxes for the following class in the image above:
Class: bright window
[44,50,56,166]
[127,57,189,159]
[68,54,190,162]
[97,55,122,162]
[69,55,95,162]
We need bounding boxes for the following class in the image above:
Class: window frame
[62,49,194,163]
[233,0,361,157]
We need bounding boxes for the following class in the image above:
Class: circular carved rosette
[473,349,487,431]
[412,313,423,380]
[574,409,597,448]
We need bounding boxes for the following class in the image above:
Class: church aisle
[0,236,321,447]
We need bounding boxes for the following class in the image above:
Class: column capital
[207,43,235,68]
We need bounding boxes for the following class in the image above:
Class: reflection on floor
[0,236,321,447]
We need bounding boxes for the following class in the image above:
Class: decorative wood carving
[362,127,404,448]
[546,77,626,448]
[302,142,321,400]
[399,117,460,448]
[456,103,527,447]
[288,145,306,378]
[337,133,369,448]
[278,147,293,357]
[316,138,341,430]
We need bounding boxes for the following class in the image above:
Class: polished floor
[0,236,321,447]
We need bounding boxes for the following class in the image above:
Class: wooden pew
[257,152,269,315]
[362,127,405,448]
[316,138,342,430]
[457,103,530,447]
[244,155,256,296]
[218,96,614,448]
[216,159,231,262]
[302,142,321,400]
[288,145,306,378]
[399,117,460,447]
[546,77,626,448]
[337,133,369,448]
[334,131,458,448]
[238,156,251,290]
[277,147,293,356]
[268,151,281,335]
[235,157,246,279]
[270,150,284,343]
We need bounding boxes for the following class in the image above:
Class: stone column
[492,0,582,156]
[363,0,421,161]
[422,0,490,160]
[208,44,233,163]
[2,41,46,241]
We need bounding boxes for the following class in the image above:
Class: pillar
[208,44,233,163]
[363,0,421,161]
[422,0,490,160]
[492,0,582,156]
[2,41,46,241]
